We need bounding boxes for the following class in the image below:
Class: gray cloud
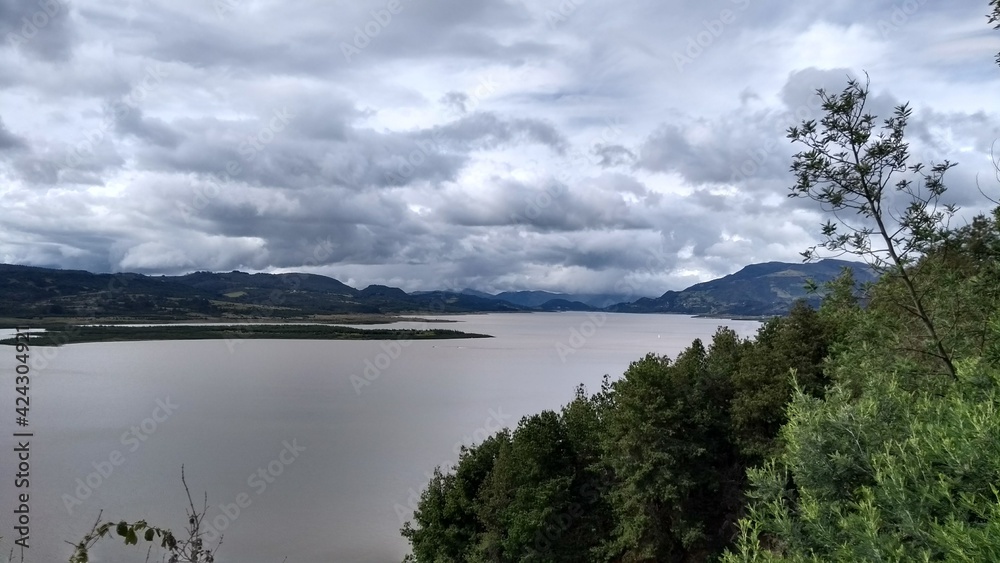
[424,112,568,153]
[0,116,25,150]
[114,104,184,148]
[0,0,77,61]
[593,144,635,168]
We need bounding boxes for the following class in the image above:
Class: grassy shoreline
[0,323,491,346]
[0,313,458,330]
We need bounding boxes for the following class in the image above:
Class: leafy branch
[68,466,222,563]
[787,75,957,379]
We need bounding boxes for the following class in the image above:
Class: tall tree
[474,411,582,562]
[402,432,509,562]
[560,383,617,558]
[787,77,958,378]
[603,340,741,561]
[731,301,830,463]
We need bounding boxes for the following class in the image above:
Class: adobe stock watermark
[350,339,415,395]
[877,0,928,39]
[340,0,412,63]
[212,0,245,19]
[729,96,825,184]
[223,237,336,354]
[347,275,472,395]
[554,311,608,363]
[507,182,564,230]
[61,397,180,515]
[383,129,446,186]
[610,245,675,300]
[65,62,170,170]
[395,407,513,524]
[238,107,295,161]
[510,117,624,231]
[200,438,306,543]
[673,0,751,72]
[350,293,455,395]
[176,105,295,223]
[4,0,70,52]
[554,243,679,361]
[545,0,587,29]
[28,273,136,370]
[387,75,498,184]
[572,116,626,168]
[460,73,499,114]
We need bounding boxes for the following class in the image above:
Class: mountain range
[0,259,874,321]
[457,289,632,309]
[608,259,877,316]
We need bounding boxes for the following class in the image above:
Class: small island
[0,323,491,347]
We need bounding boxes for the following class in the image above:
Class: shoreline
[0,313,458,330]
[0,323,491,347]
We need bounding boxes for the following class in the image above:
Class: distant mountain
[173,270,358,296]
[0,259,875,322]
[0,264,526,319]
[459,288,496,300]
[608,259,876,317]
[358,284,409,300]
[467,290,637,309]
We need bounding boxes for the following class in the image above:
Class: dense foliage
[401,292,839,562]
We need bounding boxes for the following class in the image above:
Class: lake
[0,313,760,563]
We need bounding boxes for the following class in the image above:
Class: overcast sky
[0,0,998,294]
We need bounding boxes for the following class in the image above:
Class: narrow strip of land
[0,324,491,346]
[0,314,456,329]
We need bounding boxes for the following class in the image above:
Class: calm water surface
[0,313,759,563]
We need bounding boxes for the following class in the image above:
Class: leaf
[145,528,155,542]
[804,279,819,294]
[125,528,138,545]
[116,521,128,537]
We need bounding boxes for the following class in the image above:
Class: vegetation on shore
[0,313,455,330]
[0,323,490,347]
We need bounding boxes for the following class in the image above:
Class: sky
[0,0,998,296]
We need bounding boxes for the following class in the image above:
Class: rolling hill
[608,259,875,316]
[0,259,874,322]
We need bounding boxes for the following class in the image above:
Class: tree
[787,76,958,379]
[991,0,1000,65]
[473,411,581,562]
[401,431,509,562]
[731,301,831,463]
[402,386,620,563]
[725,358,1000,563]
[602,340,743,561]
[911,210,1000,360]
[559,382,617,557]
